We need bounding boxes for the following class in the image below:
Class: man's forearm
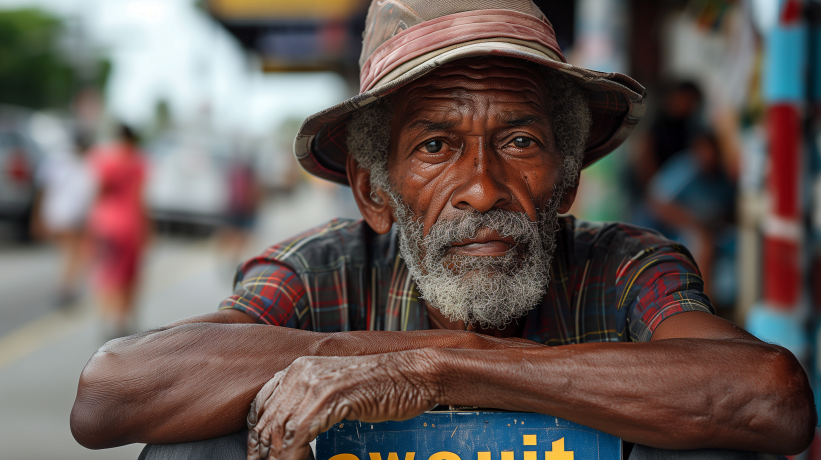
[430,338,815,454]
[70,320,539,449]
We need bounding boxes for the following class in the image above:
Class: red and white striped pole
[747,0,809,360]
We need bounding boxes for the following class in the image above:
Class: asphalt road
[0,183,361,460]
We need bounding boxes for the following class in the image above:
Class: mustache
[425,209,539,252]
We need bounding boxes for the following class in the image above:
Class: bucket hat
[295,0,647,185]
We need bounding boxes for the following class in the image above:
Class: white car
[145,132,229,234]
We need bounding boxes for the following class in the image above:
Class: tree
[0,8,108,109]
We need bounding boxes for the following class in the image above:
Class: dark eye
[513,137,533,148]
[424,140,443,153]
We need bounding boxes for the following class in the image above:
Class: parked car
[145,132,229,235]
[0,106,48,241]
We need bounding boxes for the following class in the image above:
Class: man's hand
[247,351,439,460]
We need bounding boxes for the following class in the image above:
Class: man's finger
[247,428,271,460]
[252,371,285,425]
[260,380,297,458]
[247,400,258,429]
[266,395,295,460]
[252,370,288,452]
[279,418,313,460]
[247,429,261,460]
[278,393,343,460]
[249,371,288,459]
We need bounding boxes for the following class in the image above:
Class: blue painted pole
[747,0,809,360]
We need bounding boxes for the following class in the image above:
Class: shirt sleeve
[618,246,714,342]
[218,260,311,328]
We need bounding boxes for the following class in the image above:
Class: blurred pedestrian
[218,152,262,269]
[32,131,96,308]
[646,130,737,304]
[87,124,150,339]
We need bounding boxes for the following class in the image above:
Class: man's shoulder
[562,216,685,261]
[250,218,394,274]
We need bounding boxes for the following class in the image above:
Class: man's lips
[445,229,516,256]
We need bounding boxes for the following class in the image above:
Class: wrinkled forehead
[392,58,551,111]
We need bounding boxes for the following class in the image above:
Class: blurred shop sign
[208,0,363,20]
[205,0,573,76]
[205,0,368,75]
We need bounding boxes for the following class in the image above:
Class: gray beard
[390,192,562,329]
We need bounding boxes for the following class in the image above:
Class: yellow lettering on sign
[524,452,537,460]
[478,453,491,460]
[429,452,461,460]
[523,435,537,446]
[501,452,514,460]
[331,455,361,460]
[544,438,573,460]
[370,454,416,460]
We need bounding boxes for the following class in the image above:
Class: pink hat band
[359,9,566,94]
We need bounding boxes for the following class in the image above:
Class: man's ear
[347,155,394,234]
[559,172,581,214]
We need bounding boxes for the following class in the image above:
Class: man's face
[381,58,571,328]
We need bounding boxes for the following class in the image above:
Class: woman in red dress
[87,125,150,339]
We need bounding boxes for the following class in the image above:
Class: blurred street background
[0,0,820,458]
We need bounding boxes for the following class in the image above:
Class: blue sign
[316,412,621,460]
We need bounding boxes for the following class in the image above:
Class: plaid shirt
[219,217,712,344]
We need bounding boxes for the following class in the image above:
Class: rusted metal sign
[316,412,621,460]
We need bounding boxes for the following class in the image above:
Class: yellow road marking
[0,304,92,369]
[0,241,216,371]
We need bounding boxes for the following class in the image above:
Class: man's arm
[69,309,542,449]
[248,311,815,460]
[438,312,814,453]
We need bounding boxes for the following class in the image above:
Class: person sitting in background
[86,124,150,339]
[627,81,704,228]
[646,130,736,304]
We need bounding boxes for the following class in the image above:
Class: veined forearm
[71,323,325,448]
[71,321,538,448]
[431,339,814,454]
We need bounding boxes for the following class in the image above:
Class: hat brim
[294,40,647,186]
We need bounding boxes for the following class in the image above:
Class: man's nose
[450,139,513,213]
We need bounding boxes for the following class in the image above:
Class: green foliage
[0,8,106,109]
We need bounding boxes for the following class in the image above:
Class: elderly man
[70,1,815,459]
